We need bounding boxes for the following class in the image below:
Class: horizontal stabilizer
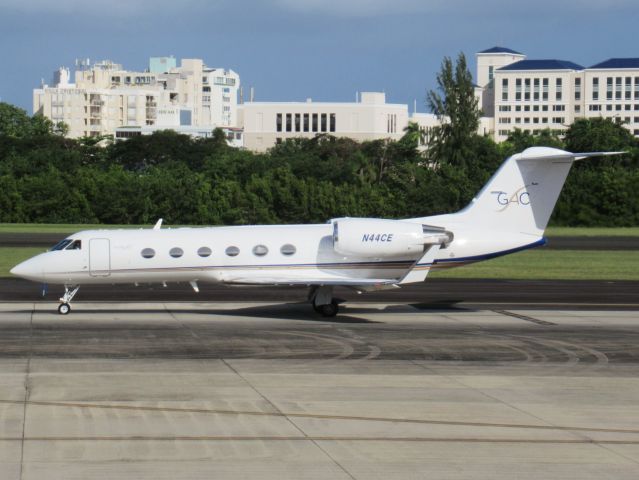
[518,148,625,161]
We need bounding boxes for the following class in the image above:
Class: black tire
[58,303,71,315]
[319,301,339,317]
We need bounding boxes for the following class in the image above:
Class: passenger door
[89,238,111,277]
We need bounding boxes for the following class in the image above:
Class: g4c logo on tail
[491,183,537,211]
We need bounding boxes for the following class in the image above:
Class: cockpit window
[50,239,72,251]
[66,240,82,250]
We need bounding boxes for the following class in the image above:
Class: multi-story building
[238,92,409,152]
[33,57,240,139]
[479,47,639,141]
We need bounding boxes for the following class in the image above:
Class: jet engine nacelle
[332,218,427,257]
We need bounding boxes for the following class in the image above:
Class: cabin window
[253,245,268,256]
[50,239,72,251]
[197,246,212,257]
[280,244,296,256]
[169,247,183,258]
[141,248,155,259]
[66,240,82,250]
[225,246,240,257]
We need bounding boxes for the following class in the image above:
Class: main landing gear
[310,285,339,317]
[58,285,80,315]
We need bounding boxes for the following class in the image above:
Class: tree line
[0,55,637,227]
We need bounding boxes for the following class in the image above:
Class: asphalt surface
[1,232,638,249]
[1,278,637,310]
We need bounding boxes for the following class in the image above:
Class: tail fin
[453,147,621,236]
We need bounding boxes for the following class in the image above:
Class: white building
[479,47,639,141]
[238,92,409,152]
[33,57,240,139]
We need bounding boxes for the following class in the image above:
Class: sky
[1,0,638,113]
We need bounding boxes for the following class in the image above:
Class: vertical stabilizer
[450,147,619,236]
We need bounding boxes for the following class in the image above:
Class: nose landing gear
[58,285,80,315]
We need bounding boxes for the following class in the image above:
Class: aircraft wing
[223,276,399,290]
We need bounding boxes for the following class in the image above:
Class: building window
[555,78,562,101]
[592,77,599,101]
[607,77,614,100]
[616,77,622,100]
[197,247,212,258]
[330,113,336,132]
[295,113,301,132]
[312,113,318,132]
[524,78,531,101]
[575,105,581,113]
[606,104,613,111]
[533,105,539,112]
[533,78,540,101]
[575,77,581,101]
[515,78,522,101]
[321,113,327,132]
[488,66,494,82]
[169,247,183,258]
[501,78,508,101]
[542,117,548,123]
[626,77,632,100]
[286,113,292,132]
[635,77,639,100]
[498,105,511,112]
[276,113,282,132]
[542,78,549,101]
[225,246,240,257]
[303,114,310,132]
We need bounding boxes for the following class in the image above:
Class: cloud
[1,0,636,17]
[0,0,223,15]
[271,0,637,17]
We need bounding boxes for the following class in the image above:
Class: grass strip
[430,249,639,281]
[1,247,638,281]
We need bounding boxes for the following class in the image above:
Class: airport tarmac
[1,301,639,479]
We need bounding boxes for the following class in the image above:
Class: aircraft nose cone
[10,258,44,281]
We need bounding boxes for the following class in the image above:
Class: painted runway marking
[493,309,557,326]
[2,399,639,435]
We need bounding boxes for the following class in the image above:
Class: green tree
[426,53,481,167]
[0,103,32,137]
[564,118,637,160]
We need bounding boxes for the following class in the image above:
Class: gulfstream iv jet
[11,147,620,316]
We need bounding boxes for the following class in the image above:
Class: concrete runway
[1,301,639,479]
[2,277,638,311]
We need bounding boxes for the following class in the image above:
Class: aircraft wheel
[58,303,71,315]
[318,301,339,317]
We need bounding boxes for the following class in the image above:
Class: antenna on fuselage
[153,218,163,230]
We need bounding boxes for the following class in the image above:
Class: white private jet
[11,147,620,316]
